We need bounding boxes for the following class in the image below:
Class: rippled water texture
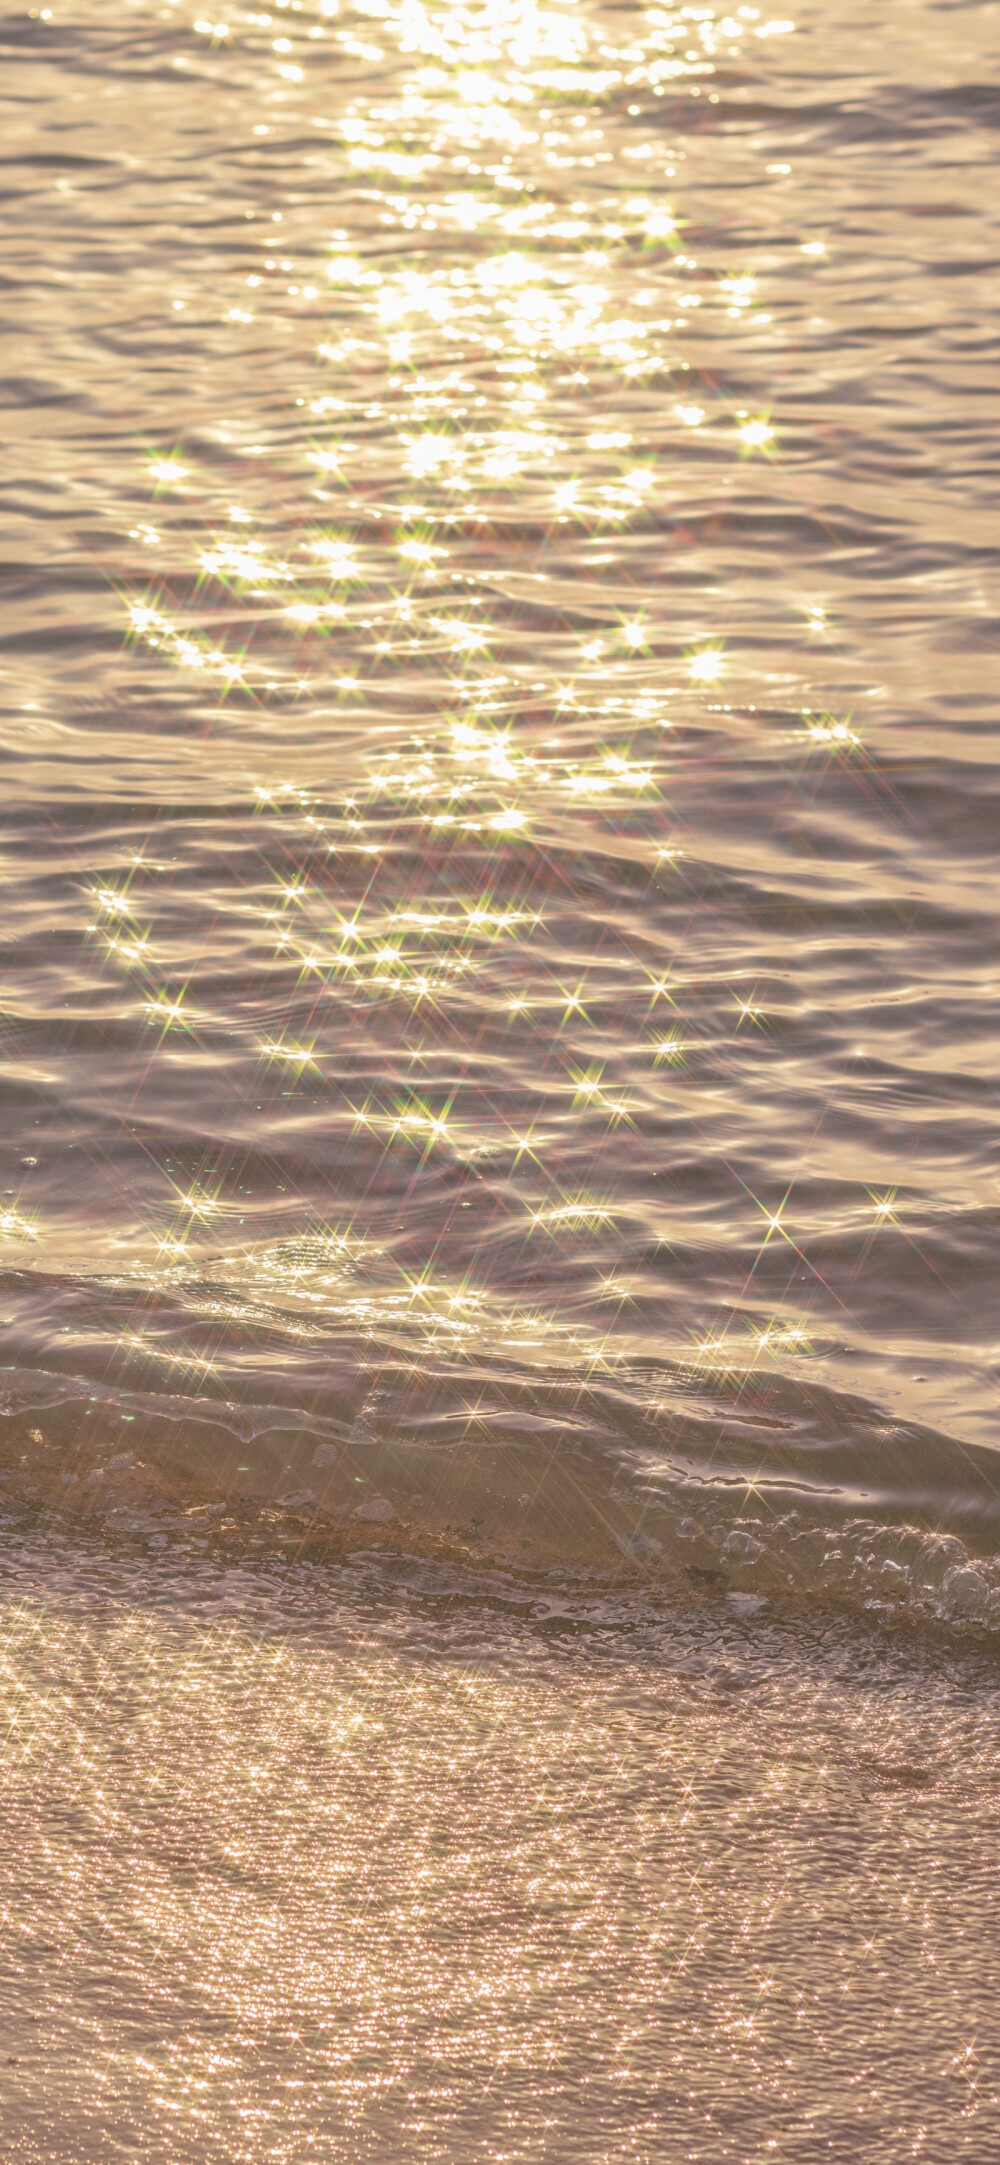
[3,1535,1000,2161]
[3,7,1000,2152]
[2,0,1000,1611]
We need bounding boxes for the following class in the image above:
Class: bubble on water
[723,1530,765,1563]
[921,1532,967,1566]
[938,1565,989,1621]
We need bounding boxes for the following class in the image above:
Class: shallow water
[2,14,1000,2124]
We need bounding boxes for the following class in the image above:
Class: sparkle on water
[1,0,998,1540]
[2,0,1000,2149]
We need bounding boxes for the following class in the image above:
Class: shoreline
[3,1408,999,1656]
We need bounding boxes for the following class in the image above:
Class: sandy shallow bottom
[1,1529,998,2162]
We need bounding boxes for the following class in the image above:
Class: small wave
[3,1363,999,1639]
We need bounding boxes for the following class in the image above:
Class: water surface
[2,0,999,1606]
[3,4,1000,2153]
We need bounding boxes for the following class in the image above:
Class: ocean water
[3,0,1000,1623]
[1,0,999,2150]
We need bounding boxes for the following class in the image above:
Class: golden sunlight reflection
[9,0,980,1514]
[7,34,1000,2156]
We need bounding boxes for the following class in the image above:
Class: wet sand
[2,1525,999,2161]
